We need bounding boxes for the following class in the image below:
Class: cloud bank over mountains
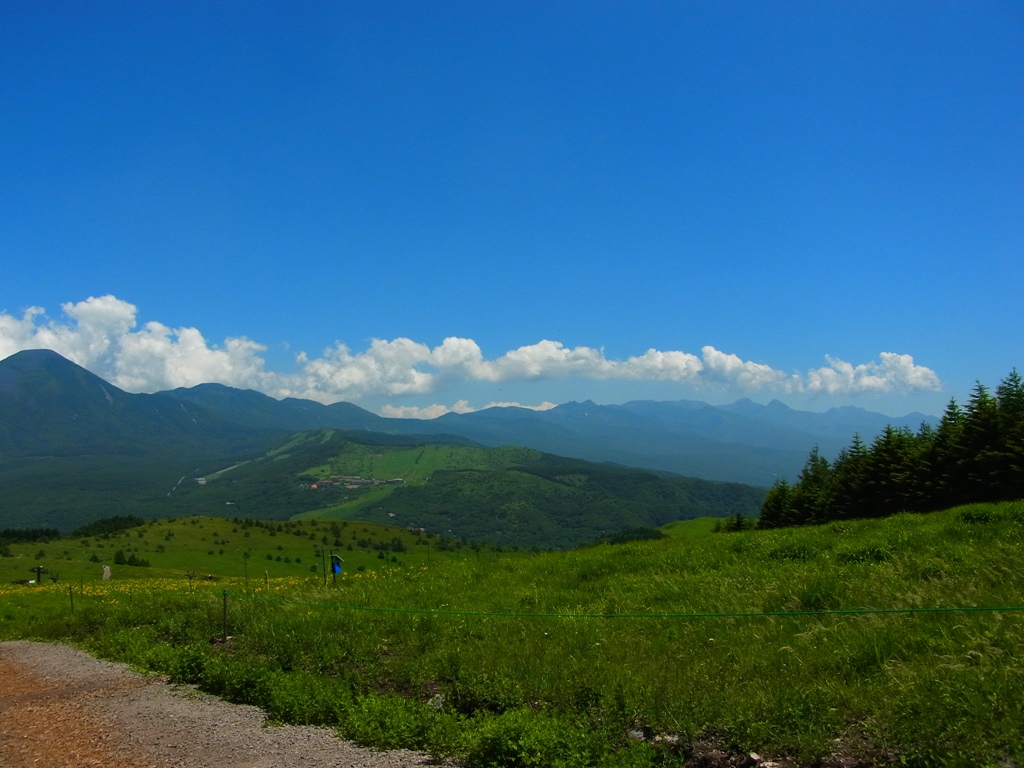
[0,295,942,414]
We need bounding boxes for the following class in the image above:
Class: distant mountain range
[0,349,275,458]
[161,371,935,487]
[2,348,935,487]
[0,350,768,542]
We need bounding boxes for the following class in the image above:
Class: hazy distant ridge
[1,349,936,487]
[158,386,934,486]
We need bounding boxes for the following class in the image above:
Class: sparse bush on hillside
[711,514,755,533]
[585,527,667,546]
[112,548,151,567]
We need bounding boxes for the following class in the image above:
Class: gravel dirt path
[0,641,450,768]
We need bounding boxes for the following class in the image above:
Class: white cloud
[378,400,558,420]
[805,353,942,395]
[0,295,943,405]
[617,348,704,381]
[281,338,436,402]
[700,346,798,390]
[112,323,268,392]
[0,305,47,356]
[379,400,475,419]
[483,400,558,411]
[487,339,612,379]
[0,296,268,392]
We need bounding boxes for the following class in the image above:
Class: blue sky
[1,2,1021,418]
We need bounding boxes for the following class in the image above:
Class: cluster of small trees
[113,549,151,567]
[0,528,60,557]
[72,515,144,537]
[759,370,1024,528]
[0,527,60,544]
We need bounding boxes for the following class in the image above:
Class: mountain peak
[1,347,86,374]
[554,399,598,411]
[0,348,120,398]
[4,347,65,361]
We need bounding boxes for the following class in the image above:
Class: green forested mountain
[158,365,936,486]
[339,454,763,549]
[0,349,278,457]
[0,349,289,532]
[760,370,1024,527]
[0,351,764,544]
[167,430,766,549]
[161,381,392,432]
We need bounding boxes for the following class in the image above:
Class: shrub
[837,545,890,564]
[768,544,817,561]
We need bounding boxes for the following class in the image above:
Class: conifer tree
[831,433,869,519]
[960,383,1003,502]
[758,478,795,529]
[791,445,833,524]
[995,369,1024,498]
[924,398,965,505]
[862,426,922,516]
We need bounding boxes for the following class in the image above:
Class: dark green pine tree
[911,420,937,509]
[995,369,1024,499]
[790,445,833,524]
[831,433,869,519]
[924,398,965,506]
[959,383,1003,502]
[758,477,795,529]
[862,426,924,516]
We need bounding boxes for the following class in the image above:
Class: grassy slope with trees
[1,502,1022,767]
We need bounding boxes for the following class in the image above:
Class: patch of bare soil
[0,641,446,768]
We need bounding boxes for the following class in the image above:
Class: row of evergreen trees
[759,370,1024,528]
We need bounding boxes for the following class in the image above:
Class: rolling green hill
[0,424,764,547]
[174,429,765,549]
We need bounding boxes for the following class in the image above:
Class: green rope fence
[225,590,1024,620]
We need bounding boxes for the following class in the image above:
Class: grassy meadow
[0,516,500,586]
[2,503,1023,767]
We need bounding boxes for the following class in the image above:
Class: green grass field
[0,516,510,586]
[659,516,721,538]
[294,443,544,520]
[2,502,1023,767]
